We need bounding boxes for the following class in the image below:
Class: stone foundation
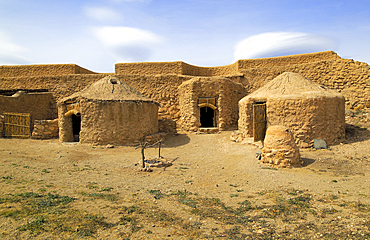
[31,119,59,139]
[158,119,177,133]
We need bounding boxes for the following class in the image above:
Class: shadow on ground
[161,133,191,148]
[301,158,315,167]
[344,124,370,144]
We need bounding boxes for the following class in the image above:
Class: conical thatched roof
[243,72,343,101]
[60,76,158,103]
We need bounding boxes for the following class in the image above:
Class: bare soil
[0,110,370,239]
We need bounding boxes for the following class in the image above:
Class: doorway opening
[252,101,267,142]
[72,114,81,142]
[200,106,215,128]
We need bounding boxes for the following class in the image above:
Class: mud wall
[239,59,370,109]
[239,96,345,148]
[115,62,183,75]
[0,51,369,126]
[0,64,96,78]
[0,92,57,126]
[178,77,244,131]
[79,100,158,145]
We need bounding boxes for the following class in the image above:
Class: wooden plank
[253,103,266,142]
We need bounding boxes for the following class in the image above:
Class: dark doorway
[200,107,215,127]
[72,114,81,142]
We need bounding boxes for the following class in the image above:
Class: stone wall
[115,51,339,77]
[0,51,369,127]
[178,77,244,131]
[0,64,96,77]
[115,62,183,75]
[158,119,177,133]
[239,59,370,109]
[31,119,59,139]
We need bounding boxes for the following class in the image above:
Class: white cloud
[92,26,163,62]
[83,6,122,21]
[0,31,30,65]
[233,32,337,61]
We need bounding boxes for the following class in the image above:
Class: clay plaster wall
[178,77,244,131]
[79,100,158,145]
[115,62,183,75]
[239,96,345,148]
[0,51,369,127]
[0,92,57,126]
[0,64,96,77]
[239,59,370,109]
[59,100,158,145]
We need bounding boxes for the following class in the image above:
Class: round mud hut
[58,76,159,145]
[178,77,244,132]
[238,72,345,148]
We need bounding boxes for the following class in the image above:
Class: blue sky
[1,0,370,72]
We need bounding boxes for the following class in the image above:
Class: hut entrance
[198,97,217,128]
[72,114,81,142]
[200,107,215,127]
[253,101,267,142]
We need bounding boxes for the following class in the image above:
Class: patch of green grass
[148,189,164,199]
[80,192,118,202]
[230,194,239,198]
[100,187,113,192]
[0,192,115,237]
[41,169,50,173]
[86,182,99,189]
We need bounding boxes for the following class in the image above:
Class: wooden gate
[253,103,266,142]
[3,113,32,138]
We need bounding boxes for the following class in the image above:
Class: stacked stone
[158,119,177,133]
[31,119,59,139]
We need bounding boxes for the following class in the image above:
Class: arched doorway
[200,106,215,127]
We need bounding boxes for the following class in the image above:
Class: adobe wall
[0,51,369,127]
[0,64,96,77]
[115,62,183,75]
[0,92,57,126]
[0,74,190,125]
[178,77,244,131]
[115,51,339,77]
[237,51,339,70]
[79,100,158,145]
[181,62,240,76]
[238,96,346,148]
[239,59,370,109]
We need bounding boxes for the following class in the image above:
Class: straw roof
[244,72,343,101]
[60,76,158,103]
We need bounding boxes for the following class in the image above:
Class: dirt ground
[0,110,370,239]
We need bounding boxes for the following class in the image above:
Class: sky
[1,0,370,73]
